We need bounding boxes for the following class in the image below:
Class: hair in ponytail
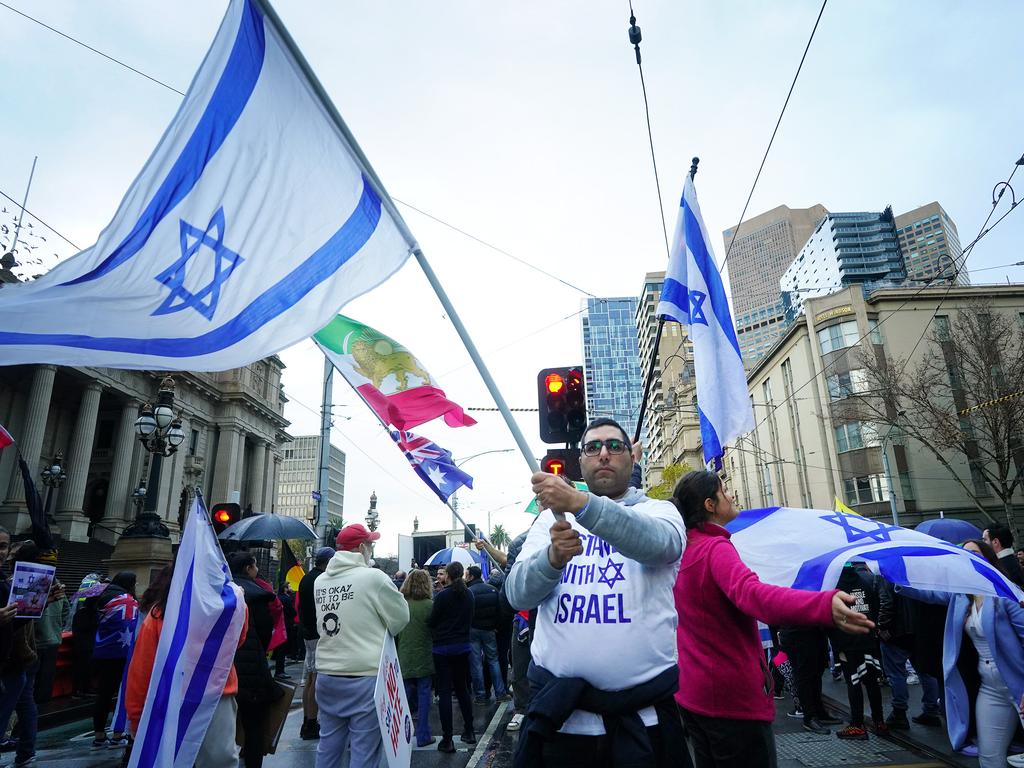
[671,470,723,530]
[445,561,468,594]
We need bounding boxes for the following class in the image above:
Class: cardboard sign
[6,560,56,619]
[374,632,412,768]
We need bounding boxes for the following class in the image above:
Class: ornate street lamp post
[39,450,67,522]
[365,491,379,532]
[123,377,185,538]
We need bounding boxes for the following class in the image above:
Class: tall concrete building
[780,207,906,323]
[581,297,643,437]
[895,202,967,285]
[722,204,828,368]
[635,273,702,483]
[278,434,345,528]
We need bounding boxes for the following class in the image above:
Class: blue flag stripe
[659,277,690,324]
[0,176,382,355]
[725,506,782,536]
[174,577,239,757]
[62,0,266,286]
[697,405,722,465]
[680,203,742,358]
[134,558,196,768]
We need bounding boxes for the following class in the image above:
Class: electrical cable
[0,188,80,250]
[719,0,828,274]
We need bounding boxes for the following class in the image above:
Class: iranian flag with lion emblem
[314,314,476,430]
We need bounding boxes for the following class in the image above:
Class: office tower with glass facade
[581,296,643,437]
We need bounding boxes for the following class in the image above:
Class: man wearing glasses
[505,418,689,768]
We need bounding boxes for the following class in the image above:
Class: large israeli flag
[656,174,754,465]
[0,0,410,370]
[129,492,246,768]
[728,506,1024,602]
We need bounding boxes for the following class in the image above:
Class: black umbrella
[217,513,317,541]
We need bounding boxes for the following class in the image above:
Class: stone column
[236,434,248,509]
[101,401,139,539]
[4,365,56,503]
[270,455,282,513]
[56,382,103,541]
[211,426,243,505]
[261,443,275,516]
[247,439,266,512]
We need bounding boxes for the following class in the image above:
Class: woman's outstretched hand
[831,591,874,634]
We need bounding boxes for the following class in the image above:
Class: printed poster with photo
[374,632,412,768]
[6,560,56,619]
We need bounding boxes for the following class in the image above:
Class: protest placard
[374,632,412,768]
[7,560,56,618]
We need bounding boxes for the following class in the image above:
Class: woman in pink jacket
[672,470,873,768]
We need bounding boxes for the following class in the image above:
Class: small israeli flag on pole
[656,166,754,466]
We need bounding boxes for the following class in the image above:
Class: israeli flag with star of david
[728,506,1024,602]
[0,0,410,370]
[656,174,754,465]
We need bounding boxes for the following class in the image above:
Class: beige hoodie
[313,550,410,676]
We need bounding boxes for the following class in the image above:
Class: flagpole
[316,354,333,543]
[255,0,542,481]
[10,156,37,254]
[325,356,504,571]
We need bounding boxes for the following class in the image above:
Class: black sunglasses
[582,438,628,457]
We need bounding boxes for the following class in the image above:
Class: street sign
[311,490,322,501]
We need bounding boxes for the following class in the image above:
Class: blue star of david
[819,511,900,544]
[152,207,243,320]
[597,558,626,589]
[689,290,709,326]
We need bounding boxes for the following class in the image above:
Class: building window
[188,429,200,456]
[817,321,859,354]
[826,369,870,400]
[842,474,887,505]
[934,315,951,342]
[834,421,880,452]
[868,318,883,345]
[899,472,915,501]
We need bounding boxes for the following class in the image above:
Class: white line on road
[466,701,509,768]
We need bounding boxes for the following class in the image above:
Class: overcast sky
[3,1,1023,555]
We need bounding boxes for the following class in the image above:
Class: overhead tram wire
[718,0,828,275]
[737,153,1024,440]
[0,188,80,250]
[1,3,603,301]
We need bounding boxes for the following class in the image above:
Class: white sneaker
[1007,753,1024,768]
[506,713,525,732]
[906,673,920,685]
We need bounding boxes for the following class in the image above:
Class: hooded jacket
[313,551,409,676]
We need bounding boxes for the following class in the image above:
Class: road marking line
[466,701,509,768]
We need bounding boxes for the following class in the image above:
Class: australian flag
[391,430,473,503]
[94,593,140,660]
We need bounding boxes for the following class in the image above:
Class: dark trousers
[680,707,776,768]
[92,658,127,733]
[782,630,828,722]
[535,722,673,768]
[511,634,533,712]
[237,698,267,768]
[495,621,512,690]
[72,637,94,695]
[839,652,883,726]
[34,645,59,704]
[433,652,473,739]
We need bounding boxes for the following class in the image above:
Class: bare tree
[855,301,1024,532]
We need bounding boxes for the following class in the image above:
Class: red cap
[336,524,381,551]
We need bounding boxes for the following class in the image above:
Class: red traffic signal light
[538,366,587,444]
[210,502,241,532]
[542,449,582,481]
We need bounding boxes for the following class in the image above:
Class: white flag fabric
[656,174,754,465]
[0,0,409,370]
[129,493,246,768]
[727,506,1024,602]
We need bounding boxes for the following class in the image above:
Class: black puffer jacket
[468,580,499,632]
[233,575,280,703]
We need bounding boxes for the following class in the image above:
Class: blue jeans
[469,628,507,699]
[405,677,433,746]
[315,674,381,768]
[0,663,38,762]
[881,641,940,715]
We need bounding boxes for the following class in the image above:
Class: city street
[23,663,980,768]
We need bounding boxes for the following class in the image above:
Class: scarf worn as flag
[0,0,410,371]
[129,492,246,768]
[315,314,476,430]
[657,174,754,465]
[390,430,473,503]
[727,506,1024,602]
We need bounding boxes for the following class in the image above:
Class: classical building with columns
[0,360,291,545]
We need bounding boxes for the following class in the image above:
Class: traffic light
[537,366,587,444]
[542,448,582,481]
[211,502,241,533]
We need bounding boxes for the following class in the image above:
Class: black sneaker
[803,719,831,735]
[437,738,456,753]
[299,719,320,740]
[886,710,911,730]
[911,713,942,727]
[460,731,477,744]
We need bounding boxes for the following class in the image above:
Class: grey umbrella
[217,513,317,541]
